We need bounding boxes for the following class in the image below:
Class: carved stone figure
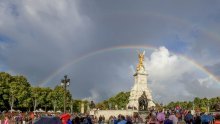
[138,91,148,111]
[89,101,96,109]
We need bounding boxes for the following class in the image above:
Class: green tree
[40,87,52,111]
[0,72,12,110]
[187,101,193,110]
[0,73,31,111]
[11,76,31,110]
[96,92,130,110]
[8,82,17,112]
[31,87,43,111]
[48,86,72,112]
[72,99,81,113]
[194,97,201,108]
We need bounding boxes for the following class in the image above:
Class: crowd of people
[63,109,220,124]
[0,109,220,124]
[145,109,220,124]
[101,110,220,124]
[0,112,59,124]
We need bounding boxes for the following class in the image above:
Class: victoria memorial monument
[127,51,155,110]
[90,51,155,118]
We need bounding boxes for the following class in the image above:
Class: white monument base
[90,109,138,119]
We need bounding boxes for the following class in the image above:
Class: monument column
[127,51,155,110]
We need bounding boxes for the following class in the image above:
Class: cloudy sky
[0,0,220,104]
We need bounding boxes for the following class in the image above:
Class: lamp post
[207,99,210,113]
[193,101,195,111]
[61,75,70,113]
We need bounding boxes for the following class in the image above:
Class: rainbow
[39,45,220,86]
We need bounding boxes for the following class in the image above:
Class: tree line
[96,93,220,112]
[0,72,85,112]
[1,71,220,113]
[96,92,130,110]
[164,97,220,112]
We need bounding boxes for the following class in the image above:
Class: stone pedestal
[127,68,155,110]
[138,110,149,123]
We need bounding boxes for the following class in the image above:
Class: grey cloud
[45,51,137,101]
[179,73,220,98]
[0,0,93,84]
[80,1,220,64]
[206,63,220,78]
[0,0,220,103]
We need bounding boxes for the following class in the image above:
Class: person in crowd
[169,111,178,124]
[117,115,127,124]
[72,115,80,124]
[126,115,133,124]
[113,116,119,124]
[146,113,152,123]
[98,115,103,124]
[184,111,193,124]
[214,114,220,124]
[102,115,105,123]
[201,112,210,124]
[108,116,114,124]
[208,113,215,124]
[84,115,92,124]
[157,109,165,124]
[147,112,157,124]
[94,116,98,123]
[67,119,72,124]
[4,115,9,124]
[15,115,19,124]
[194,113,201,124]
[175,112,181,122]
[164,115,173,124]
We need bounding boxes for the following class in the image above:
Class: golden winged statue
[136,50,145,71]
